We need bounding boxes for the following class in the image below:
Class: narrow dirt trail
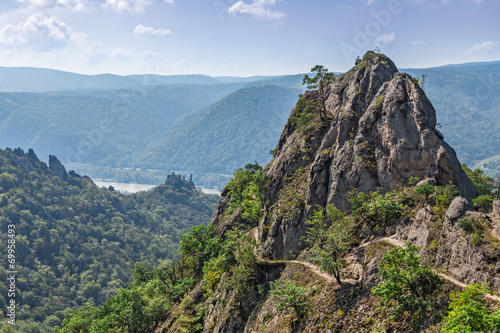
[361,236,500,302]
[251,228,500,301]
[251,228,355,285]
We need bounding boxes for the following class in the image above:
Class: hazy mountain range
[0,61,499,186]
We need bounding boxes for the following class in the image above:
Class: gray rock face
[256,52,479,260]
[49,155,68,181]
[445,196,470,222]
[493,200,500,219]
[212,52,479,261]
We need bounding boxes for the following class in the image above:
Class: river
[94,181,221,195]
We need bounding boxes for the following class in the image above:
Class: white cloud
[133,24,172,37]
[465,41,499,54]
[16,0,48,6]
[366,0,375,4]
[56,0,88,11]
[102,0,152,13]
[15,0,89,11]
[164,0,174,3]
[411,40,426,46]
[0,13,87,51]
[374,32,395,48]
[111,48,134,60]
[228,0,285,19]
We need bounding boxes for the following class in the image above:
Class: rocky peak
[249,51,479,260]
[49,155,68,181]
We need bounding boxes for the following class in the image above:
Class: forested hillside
[0,148,218,332]
[0,83,242,167]
[134,85,301,175]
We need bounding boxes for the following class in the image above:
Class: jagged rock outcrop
[49,154,68,181]
[161,52,488,333]
[254,51,479,260]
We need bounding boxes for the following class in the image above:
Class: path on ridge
[250,228,500,301]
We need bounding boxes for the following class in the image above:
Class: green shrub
[269,279,308,315]
[442,284,500,333]
[373,95,384,111]
[372,243,442,324]
[290,98,316,133]
[269,146,278,158]
[473,195,494,212]
[225,163,267,225]
[462,164,495,196]
[351,189,404,226]
[415,183,435,198]
[457,217,476,233]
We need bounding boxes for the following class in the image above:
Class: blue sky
[0,0,498,76]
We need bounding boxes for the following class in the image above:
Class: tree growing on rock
[304,205,351,285]
[302,65,336,126]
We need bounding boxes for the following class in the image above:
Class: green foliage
[180,224,221,279]
[415,183,435,199]
[269,279,308,315]
[406,181,459,218]
[176,296,206,333]
[350,189,404,227]
[373,95,384,111]
[302,65,335,90]
[0,148,218,330]
[302,65,336,125]
[463,164,495,196]
[63,221,259,332]
[473,195,494,212]
[269,146,278,158]
[412,74,427,90]
[355,50,384,70]
[304,205,352,284]
[372,244,442,324]
[457,217,478,233]
[200,228,257,297]
[225,163,267,225]
[290,98,316,133]
[442,284,500,333]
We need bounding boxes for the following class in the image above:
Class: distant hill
[403,61,500,175]
[0,62,498,180]
[0,66,296,93]
[133,85,302,174]
[0,83,243,166]
[126,74,221,85]
[244,74,304,89]
[0,67,138,92]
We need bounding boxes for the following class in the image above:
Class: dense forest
[0,148,218,332]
